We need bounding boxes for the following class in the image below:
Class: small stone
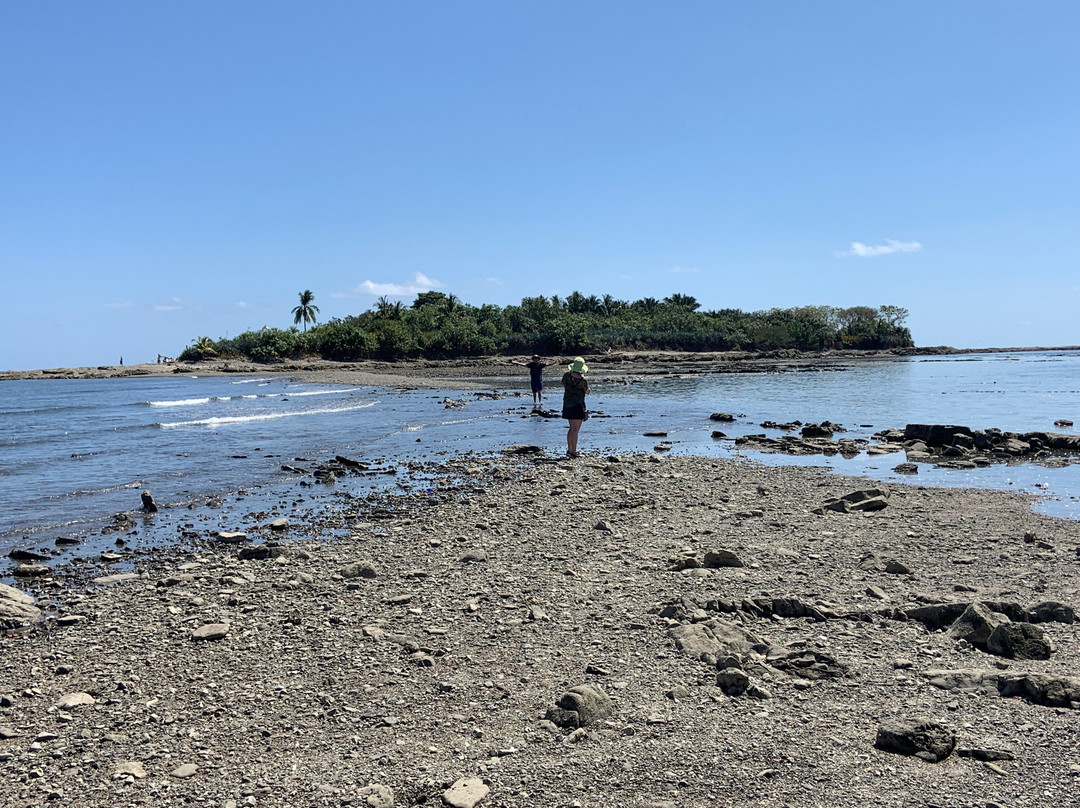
[170,763,198,778]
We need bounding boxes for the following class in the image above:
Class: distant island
[179,292,915,363]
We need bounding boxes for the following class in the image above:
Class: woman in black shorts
[561,357,590,458]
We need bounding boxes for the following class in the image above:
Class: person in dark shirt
[511,354,557,410]
[561,357,590,458]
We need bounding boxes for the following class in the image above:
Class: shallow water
[1,351,1077,559]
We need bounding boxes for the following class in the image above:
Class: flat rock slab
[93,572,139,585]
[442,777,489,808]
[56,692,95,710]
[170,763,198,778]
[191,623,230,641]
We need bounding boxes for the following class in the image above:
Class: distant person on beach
[561,357,590,458]
[511,354,557,410]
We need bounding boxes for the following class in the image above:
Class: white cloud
[154,304,182,312]
[837,239,922,258]
[485,277,503,285]
[105,301,135,310]
[235,301,249,309]
[358,271,443,297]
[670,265,700,274]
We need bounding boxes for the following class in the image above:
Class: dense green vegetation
[179,292,913,363]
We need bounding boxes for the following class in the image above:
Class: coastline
[0,348,1012,388]
[2,451,1078,806]
[4,345,1079,389]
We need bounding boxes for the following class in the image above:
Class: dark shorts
[562,403,587,421]
[531,381,543,393]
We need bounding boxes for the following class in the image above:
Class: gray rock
[1027,600,1075,624]
[904,602,970,630]
[115,760,148,779]
[874,718,955,762]
[170,763,198,778]
[191,622,230,641]
[12,564,49,577]
[669,620,760,661]
[341,561,378,579]
[55,692,96,709]
[0,583,42,630]
[546,684,612,728]
[709,412,735,422]
[238,544,287,560]
[822,488,890,513]
[441,778,489,808]
[358,783,395,807]
[766,647,849,680]
[883,559,912,575]
[702,549,744,568]
[997,672,1080,707]
[716,667,750,696]
[987,623,1053,660]
[947,602,1008,651]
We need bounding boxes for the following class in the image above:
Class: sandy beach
[2,447,1079,807]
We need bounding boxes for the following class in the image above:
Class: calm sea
[2,351,1078,564]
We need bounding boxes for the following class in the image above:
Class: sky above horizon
[2,2,1078,370]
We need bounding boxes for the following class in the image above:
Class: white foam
[282,388,364,397]
[147,397,212,407]
[158,400,377,428]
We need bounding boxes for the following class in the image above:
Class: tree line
[180,291,914,362]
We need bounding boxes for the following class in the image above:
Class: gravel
[2,451,1079,808]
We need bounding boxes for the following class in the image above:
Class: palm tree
[292,290,320,331]
[191,336,218,359]
[664,293,701,310]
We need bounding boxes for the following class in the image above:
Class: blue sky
[2,2,1078,370]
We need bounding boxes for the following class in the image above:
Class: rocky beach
[2,446,1079,808]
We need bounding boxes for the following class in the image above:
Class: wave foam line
[146,397,213,407]
[157,400,377,428]
[282,388,364,397]
[231,378,277,384]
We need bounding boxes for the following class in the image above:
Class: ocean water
[1,351,1078,562]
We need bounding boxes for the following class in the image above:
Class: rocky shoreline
[2,451,1079,807]
[0,349,983,389]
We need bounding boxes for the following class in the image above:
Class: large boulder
[0,583,41,630]
[904,424,974,447]
[987,623,1053,660]
[947,602,1008,651]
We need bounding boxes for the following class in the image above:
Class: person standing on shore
[511,354,557,410]
[561,357,590,458]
